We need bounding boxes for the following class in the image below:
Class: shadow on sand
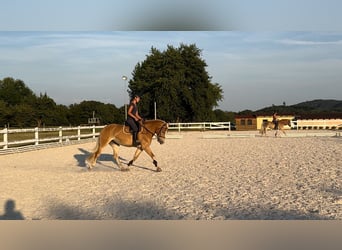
[74,148,127,168]
[45,198,330,220]
[46,199,182,220]
[0,199,25,220]
[73,147,157,172]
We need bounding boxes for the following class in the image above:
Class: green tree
[0,77,38,127]
[54,104,70,126]
[35,93,58,127]
[212,109,235,122]
[0,100,9,127]
[0,77,36,106]
[128,44,223,122]
[11,104,35,127]
[68,101,122,126]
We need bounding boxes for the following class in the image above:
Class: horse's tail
[90,136,100,153]
[86,136,100,165]
[260,122,266,134]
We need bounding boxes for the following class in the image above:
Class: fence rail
[0,122,231,152]
[291,119,342,130]
[0,125,105,150]
[168,122,231,132]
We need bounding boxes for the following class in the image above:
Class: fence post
[78,126,81,141]
[3,128,8,149]
[92,125,96,139]
[34,127,39,145]
[59,127,63,143]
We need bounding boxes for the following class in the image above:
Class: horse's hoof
[86,163,93,170]
[120,167,130,171]
[156,167,162,172]
[127,160,133,166]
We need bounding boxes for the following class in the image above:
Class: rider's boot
[132,132,141,146]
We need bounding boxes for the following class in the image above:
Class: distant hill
[292,99,342,112]
[252,99,342,119]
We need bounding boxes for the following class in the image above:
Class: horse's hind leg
[109,142,129,171]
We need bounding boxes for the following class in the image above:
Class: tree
[212,109,235,123]
[0,77,38,127]
[68,101,122,126]
[128,44,223,122]
[11,104,35,127]
[35,93,58,127]
[0,77,36,106]
[0,100,9,127]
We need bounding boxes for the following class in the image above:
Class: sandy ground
[0,131,341,220]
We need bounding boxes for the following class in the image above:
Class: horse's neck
[142,122,156,134]
[143,121,163,133]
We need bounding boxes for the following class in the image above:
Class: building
[294,114,342,130]
[235,113,342,131]
[235,115,257,131]
[235,114,295,131]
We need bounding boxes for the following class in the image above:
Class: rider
[272,111,279,130]
[126,95,143,146]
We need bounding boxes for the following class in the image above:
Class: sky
[1,1,342,112]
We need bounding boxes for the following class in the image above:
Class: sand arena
[0,131,341,220]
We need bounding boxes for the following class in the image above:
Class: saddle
[123,121,142,134]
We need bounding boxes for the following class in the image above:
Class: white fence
[168,122,231,132]
[0,125,105,151]
[291,119,342,130]
[0,122,231,152]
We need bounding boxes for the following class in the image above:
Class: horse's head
[286,119,292,127]
[143,120,168,144]
[156,122,168,144]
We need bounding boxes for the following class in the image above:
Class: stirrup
[133,140,141,146]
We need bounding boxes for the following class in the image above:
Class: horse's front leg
[281,128,287,136]
[127,147,143,167]
[142,146,162,172]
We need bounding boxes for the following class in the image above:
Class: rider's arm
[136,111,142,121]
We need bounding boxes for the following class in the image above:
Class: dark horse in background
[86,119,168,172]
[260,119,292,137]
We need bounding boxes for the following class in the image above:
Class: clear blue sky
[1,1,342,112]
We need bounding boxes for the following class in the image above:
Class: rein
[140,121,167,139]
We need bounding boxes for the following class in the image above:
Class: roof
[235,114,294,119]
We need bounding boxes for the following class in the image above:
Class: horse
[260,119,292,137]
[86,119,168,172]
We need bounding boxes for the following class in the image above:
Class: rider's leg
[127,119,139,146]
[133,120,141,146]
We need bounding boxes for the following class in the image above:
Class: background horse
[86,119,168,172]
[260,119,292,137]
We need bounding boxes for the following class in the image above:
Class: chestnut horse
[260,119,292,137]
[86,119,168,172]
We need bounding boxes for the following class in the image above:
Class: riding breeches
[126,118,139,132]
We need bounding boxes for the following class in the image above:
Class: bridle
[140,121,168,140]
[155,122,168,139]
